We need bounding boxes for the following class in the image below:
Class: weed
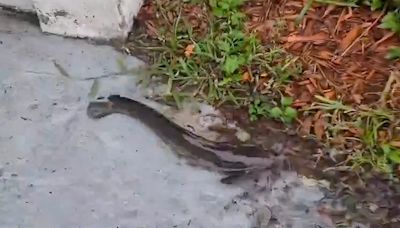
[380,10,400,34]
[249,98,269,121]
[386,46,400,60]
[249,96,297,123]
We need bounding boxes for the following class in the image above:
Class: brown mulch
[129,0,400,226]
[244,0,400,109]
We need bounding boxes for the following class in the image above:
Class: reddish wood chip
[286,32,329,43]
[339,25,363,52]
[314,117,326,140]
[300,116,313,135]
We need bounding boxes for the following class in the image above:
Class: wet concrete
[0,10,335,228]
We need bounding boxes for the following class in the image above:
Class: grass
[130,0,400,178]
[135,0,302,113]
[303,94,400,176]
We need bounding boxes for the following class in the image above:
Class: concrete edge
[1,0,143,41]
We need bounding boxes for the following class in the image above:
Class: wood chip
[300,116,313,135]
[314,117,326,140]
[293,100,308,107]
[324,90,336,100]
[306,84,316,94]
[286,32,328,43]
[352,94,363,104]
[339,25,363,52]
[316,50,334,60]
[298,80,310,85]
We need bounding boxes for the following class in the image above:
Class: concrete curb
[0,0,143,40]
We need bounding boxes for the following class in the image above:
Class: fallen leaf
[340,25,363,51]
[286,32,328,43]
[184,44,195,58]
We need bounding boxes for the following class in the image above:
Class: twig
[378,71,397,108]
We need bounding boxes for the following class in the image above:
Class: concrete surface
[33,0,143,39]
[0,10,336,228]
[0,0,34,12]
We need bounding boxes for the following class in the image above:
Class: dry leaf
[184,44,195,58]
[340,26,363,51]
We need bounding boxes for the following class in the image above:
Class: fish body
[87,95,272,183]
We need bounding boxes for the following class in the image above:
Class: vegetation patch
[127,0,400,178]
